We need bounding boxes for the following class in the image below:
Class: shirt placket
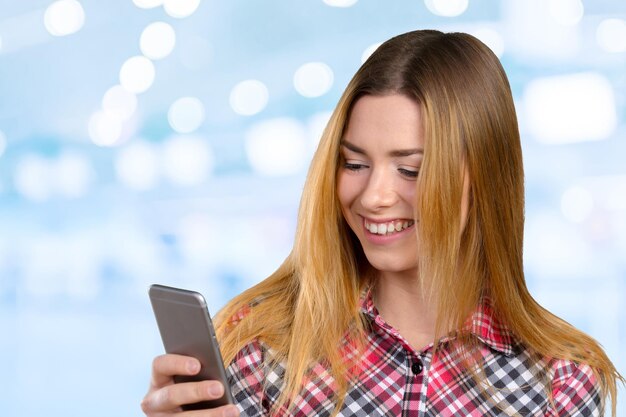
[401,349,431,417]
[372,314,431,417]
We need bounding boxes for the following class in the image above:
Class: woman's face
[337,94,423,276]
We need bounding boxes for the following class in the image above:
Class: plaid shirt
[226,292,602,416]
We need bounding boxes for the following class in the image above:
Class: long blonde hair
[215,30,622,415]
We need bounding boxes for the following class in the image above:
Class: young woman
[141,30,622,417]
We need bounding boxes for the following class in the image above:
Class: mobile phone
[148,284,234,410]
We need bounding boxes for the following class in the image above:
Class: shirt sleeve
[226,340,268,417]
[551,359,603,417]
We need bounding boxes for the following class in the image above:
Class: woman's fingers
[150,354,201,388]
[188,405,240,417]
[142,354,238,416]
[143,380,228,413]
[179,404,240,417]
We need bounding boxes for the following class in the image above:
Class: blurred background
[0,0,624,415]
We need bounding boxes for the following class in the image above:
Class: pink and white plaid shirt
[226,292,601,416]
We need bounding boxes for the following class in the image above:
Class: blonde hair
[215,30,623,415]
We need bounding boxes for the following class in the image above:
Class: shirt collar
[359,288,518,357]
[467,300,517,356]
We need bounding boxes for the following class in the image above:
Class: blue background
[0,0,624,415]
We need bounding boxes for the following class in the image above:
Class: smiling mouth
[364,219,415,236]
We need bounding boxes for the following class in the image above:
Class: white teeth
[365,219,414,235]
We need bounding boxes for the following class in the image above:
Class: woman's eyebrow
[340,140,366,154]
[341,140,423,157]
[389,148,424,157]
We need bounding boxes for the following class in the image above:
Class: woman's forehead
[344,94,424,150]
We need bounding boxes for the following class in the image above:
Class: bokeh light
[162,135,213,186]
[524,213,591,278]
[14,155,53,201]
[140,22,176,60]
[322,0,358,7]
[133,0,163,9]
[245,118,308,176]
[115,141,159,191]
[22,234,101,299]
[44,0,85,37]
[424,0,468,17]
[102,85,137,121]
[307,111,332,149]
[523,72,616,144]
[88,111,123,147]
[163,0,201,18]
[561,186,594,223]
[596,18,626,53]
[548,0,584,26]
[119,56,156,94]
[470,27,505,57]
[603,176,626,211]
[53,152,93,198]
[168,97,205,133]
[229,80,269,116]
[177,213,219,264]
[361,42,382,63]
[0,130,6,157]
[293,62,334,98]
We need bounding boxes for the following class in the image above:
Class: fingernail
[208,382,223,397]
[187,360,200,373]
[224,405,239,417]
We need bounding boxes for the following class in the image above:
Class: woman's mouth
[364,219,415,236]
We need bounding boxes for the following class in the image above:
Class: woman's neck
[372,270,437,352]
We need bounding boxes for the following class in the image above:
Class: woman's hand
[141,354,240,417]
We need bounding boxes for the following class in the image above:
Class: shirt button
[411,359,423,375]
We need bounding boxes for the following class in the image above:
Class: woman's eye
[344,162,367,171]
[398,168,419,178]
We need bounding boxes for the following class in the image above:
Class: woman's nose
[359,168,397,211]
